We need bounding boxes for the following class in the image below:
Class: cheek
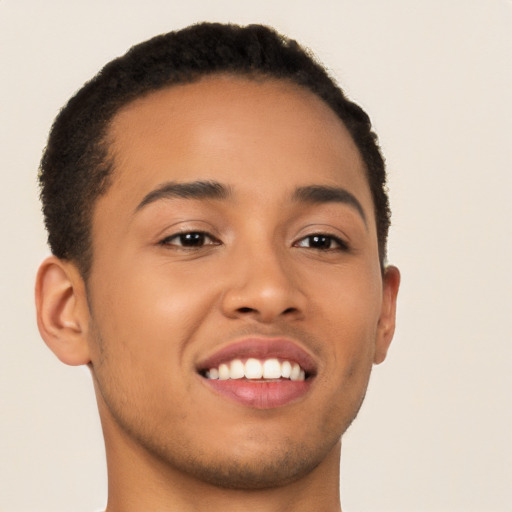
[91,255,215,342]
[314,304,378,439]
[309,260,382,341]
[308,264,382,396]
[87,289,201,436]
[86,261,217,407]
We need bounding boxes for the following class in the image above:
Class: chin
[173,442,330,490]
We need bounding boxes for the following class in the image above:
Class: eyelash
[159,231,221,248]
[158,231,348,252]
[293,233,349,252]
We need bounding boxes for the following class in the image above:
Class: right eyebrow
[134,180,231,213]
[292,184,367,227]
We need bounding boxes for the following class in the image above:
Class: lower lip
[202,378,312,409]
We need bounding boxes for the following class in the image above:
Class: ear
[374,265,400,365]
[35,256,91,366]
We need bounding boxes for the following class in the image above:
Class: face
[84,75,397,488]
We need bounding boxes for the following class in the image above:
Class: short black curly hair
[39,22,390,279]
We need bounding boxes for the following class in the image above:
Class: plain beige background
[1,1,511,511]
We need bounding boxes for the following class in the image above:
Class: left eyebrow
[293,185,367,226]
[135,180,231,212]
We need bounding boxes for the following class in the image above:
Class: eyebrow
[135,180,367,225]
[135,180,231,212]
[293,185,367,225]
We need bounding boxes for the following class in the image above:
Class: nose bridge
[221,229,304,321]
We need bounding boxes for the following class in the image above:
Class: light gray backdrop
[1,1,511,511]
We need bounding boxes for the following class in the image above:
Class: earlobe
[374,265,400,365]
[35,256,91,366]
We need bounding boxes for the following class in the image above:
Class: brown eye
[295,234,348,251]
[160,232,220,248]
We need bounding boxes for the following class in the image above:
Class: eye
[294,234,348,251]
[159,231,220,248]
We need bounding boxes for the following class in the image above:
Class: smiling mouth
[200,357,308,381]
[196,338,317,408]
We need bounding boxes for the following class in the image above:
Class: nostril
[236,306,297,315]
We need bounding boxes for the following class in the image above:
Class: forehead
[103,75,372,215]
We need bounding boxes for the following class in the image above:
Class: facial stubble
[87,305,371,491]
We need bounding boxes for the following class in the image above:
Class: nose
[220,243,306,324]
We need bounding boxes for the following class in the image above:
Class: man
[35,22,399,511]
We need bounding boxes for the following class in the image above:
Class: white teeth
[206,358,307,381]
[262,358,281,379]
[290,363,301,381]
[218,363,230,380]
[229,359,245,379]
[281,360,292,378]
[245,358,263,379]
[207,368,219,379]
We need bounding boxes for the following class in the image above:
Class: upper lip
[196,337,318,376]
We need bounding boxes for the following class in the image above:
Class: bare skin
[36,75,399,512]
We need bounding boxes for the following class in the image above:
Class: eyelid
[293,223,350,246]
[152,218,221,241]
[159,230,221,247]
[293,233,349,251]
